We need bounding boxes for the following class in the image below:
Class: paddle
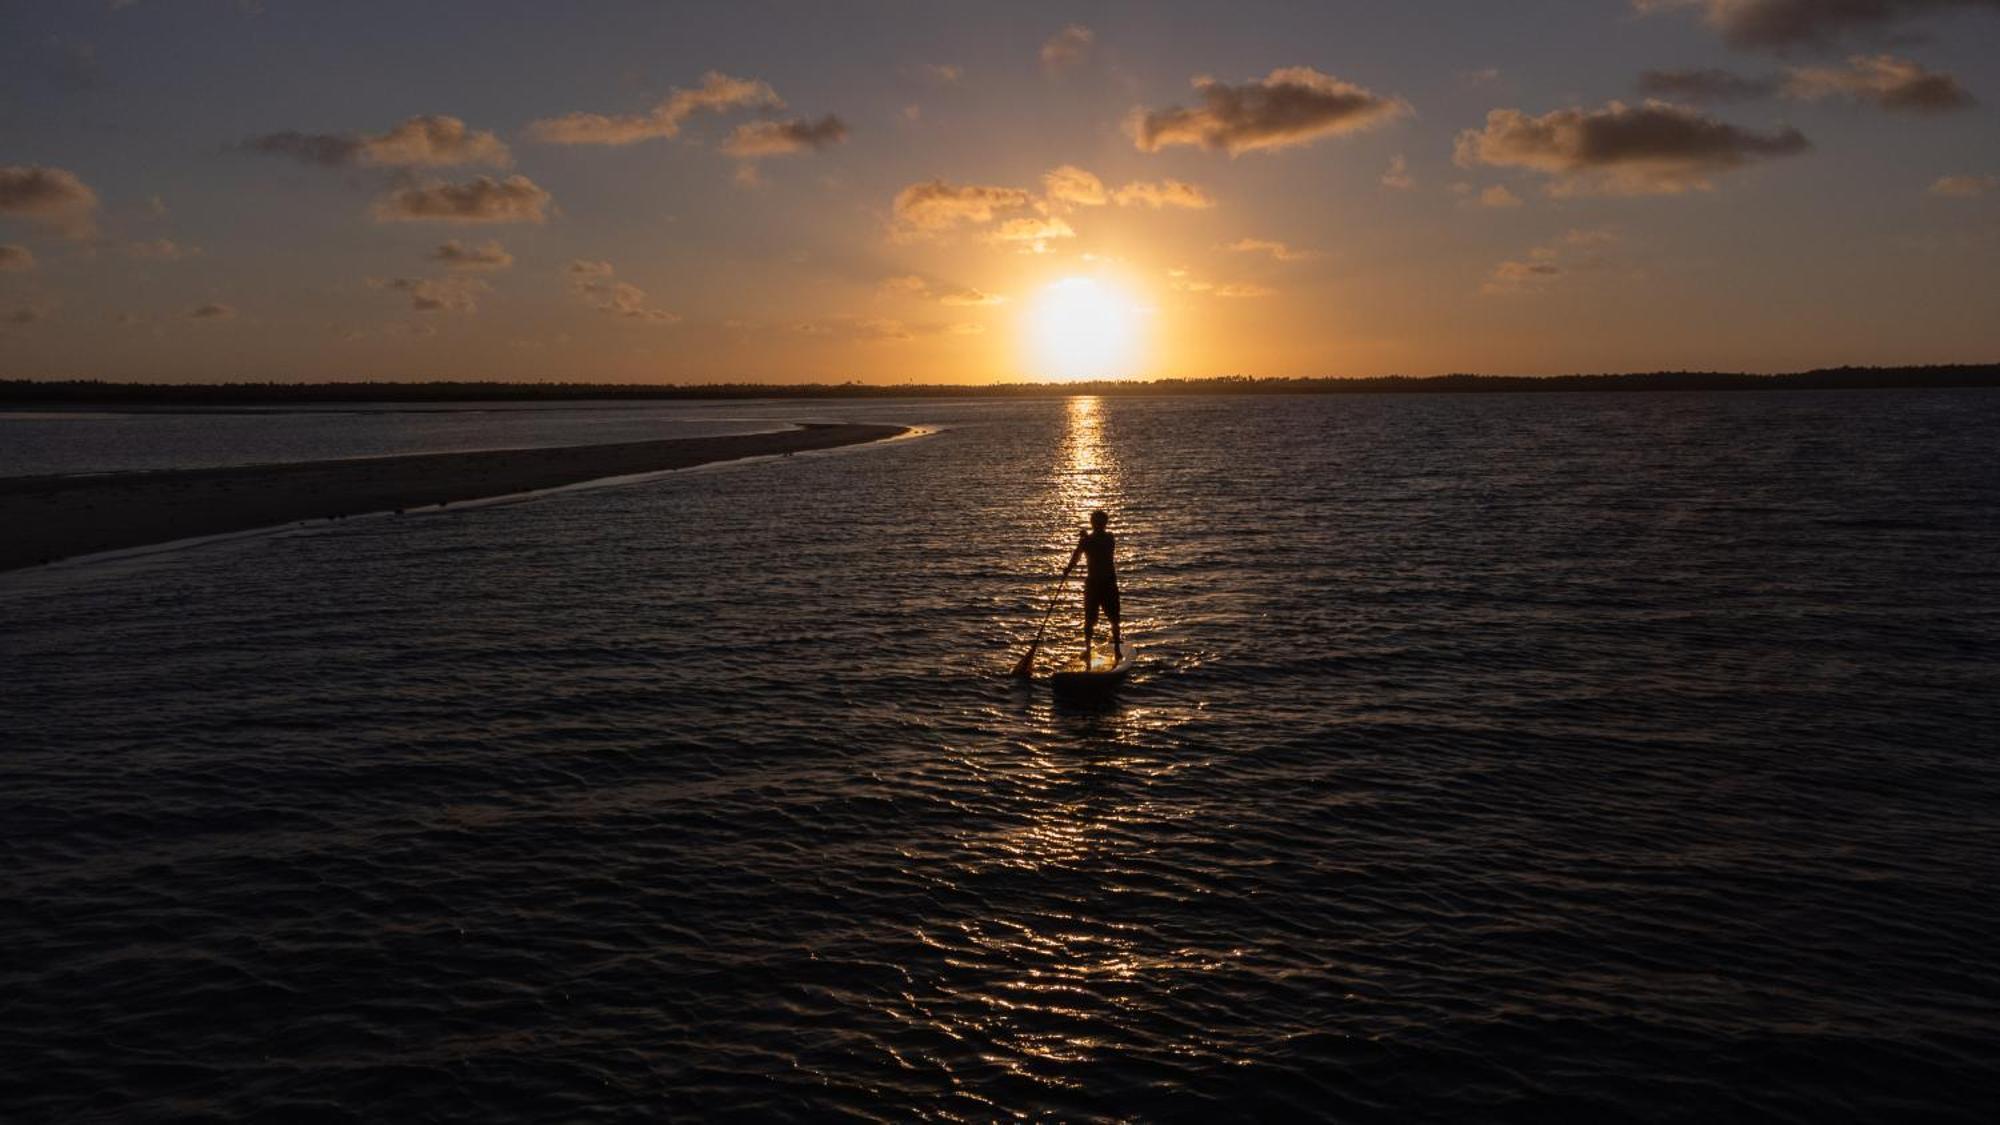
[1011,556,1076,679]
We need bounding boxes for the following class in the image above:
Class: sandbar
[1,423,906,571]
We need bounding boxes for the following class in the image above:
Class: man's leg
[1107,592,1122,658]
[1083,594,1098,664]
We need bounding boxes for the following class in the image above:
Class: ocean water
[4,391,1998,1122]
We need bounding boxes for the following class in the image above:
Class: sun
[1024,276,1145,380]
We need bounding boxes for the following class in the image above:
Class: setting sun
[1025,277,1146,381]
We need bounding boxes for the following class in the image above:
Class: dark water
[4,392,1998,1122]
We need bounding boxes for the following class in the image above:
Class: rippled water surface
[4,391,1999,1122]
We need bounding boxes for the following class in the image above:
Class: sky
[1,0,1997,384]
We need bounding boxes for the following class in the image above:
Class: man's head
[1090,509,1108,530]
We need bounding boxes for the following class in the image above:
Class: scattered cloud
[1167,267,1212,293]
[788,315,974,342]
[370,274,488,313]
[1477,184,1524,208]
[913,63,962,85]
[1044,165,1109,207]
[893,179,1033,230]
[1464,67,1504,87]
[0,244,35,271]
[722,114,849,159]
[188,302,236,319]
[0,165,100,239]
[1382,154,1415,190]
[528,71,780,145]
[1041,25,1094,73]
[1132,67,1409,155]
[1929,173,1998,196]
[1638,67,1779,103]
[147,194,168,217]
[880,275,1007,305]
[1454,100,1809,195]
[1783,55,1974,112]
[1482,227,1623,294]
[986,216,1076,253]
[1633,0,2000,50]
[125,238,198,260]
[1216,282,1277,298]
[371,175,552,223]
[1222,237,1314,261]
[1112,178,1216,208]
[237,115,511,169]
[431,239,513,270]
[567,260,677,322]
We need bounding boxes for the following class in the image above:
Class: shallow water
[4,391,1998,1121]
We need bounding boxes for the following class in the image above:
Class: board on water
[1049,647,1136,694]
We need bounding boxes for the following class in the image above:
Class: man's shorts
[1084,583,1120,626]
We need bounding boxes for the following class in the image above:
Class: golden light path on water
[907,395,1225,1084]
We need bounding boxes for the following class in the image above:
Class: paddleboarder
[1069,509,1121,664]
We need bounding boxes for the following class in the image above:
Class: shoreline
[0,423,907,572]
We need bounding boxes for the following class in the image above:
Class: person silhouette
[1068,509,1121,665]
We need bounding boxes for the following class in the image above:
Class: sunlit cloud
[880,274,1007,305]
[1216,282,1277,298]
[0,164,100,239]
[893,179,1033,231]
[722,114,849,158]
[0,244,36,271]
[1382,153,1415,189]
[371,175,552,223]
[370,274,488,313]
[1112,179,1215,208]
[1633,0,2000,49]
[1454,100,1809,195]
[986,216,1075,253]
[1041,25,1094,73]
[1222,237,1314,261]
[1784,55,1974,112]
[566,260,677,323]
[912,63,962,85]
[1929,173,1998,196]
[431,239,512,271]
[1482,227,1623,294]
[1476,184,1524,208]
[528,71,781,145]
[1132,66,1409,155]
[237,115,511,168]
[188,302,235,319]
[1044,165,1109,207]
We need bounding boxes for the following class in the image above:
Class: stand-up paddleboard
[1050,647,1136,695]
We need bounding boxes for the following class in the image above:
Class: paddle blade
[1011,641,1038,679]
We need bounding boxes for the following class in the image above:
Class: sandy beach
[0,422,905,571]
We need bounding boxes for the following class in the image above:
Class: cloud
[370,274,488,313]
[721,114,849,157]
[1112,178,1216,208]
[567,261,677,322]
[1041,25,1094,73]
[1454,100,1809,195]
[371,175,552,224]
[1382,154,1415,189]
[1633,0,2000,49]
[880,274,1007,305]
[787,316,972,342]
[0,165,100,238]
[1222,237,1314,261]
[1476,184,1524,208]
[431,239,513,270]
[913,63,962,85]
[125,238,198,260]
[1929,173,1998,196]
[237,115,511,168]
[1044,165,1108,207]
[1132,67,1409,155]
[0,244,34,271]
[1216,282,1277,298]
[1482,227,1623,294]
[528,71,780,145]
[985,216,1075,252]
[1783,54,1974,112]
[1638,68,1780,103]
[188,302,236,319]
[892,179,1033,230]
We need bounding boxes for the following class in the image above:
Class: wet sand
[0,423,906,571]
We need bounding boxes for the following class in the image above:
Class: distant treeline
[3,365,1995,405]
